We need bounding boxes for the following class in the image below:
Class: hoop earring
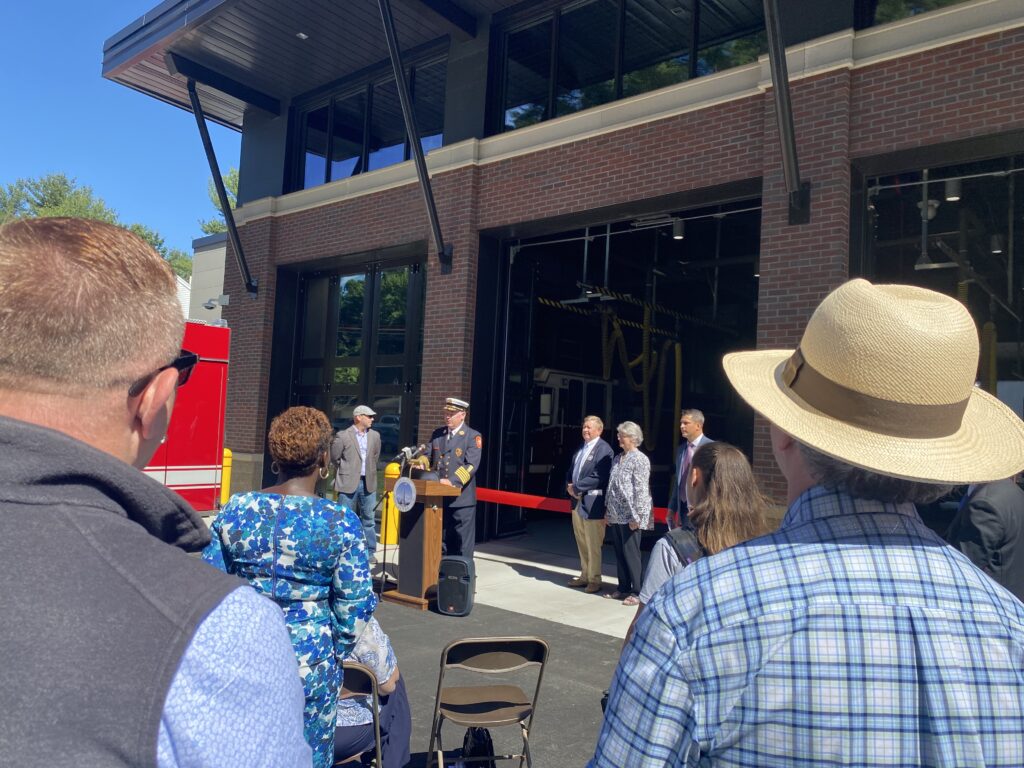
[271,461,281,475]
[319,466,330,480]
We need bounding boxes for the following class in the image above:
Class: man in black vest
[0,218,310,767]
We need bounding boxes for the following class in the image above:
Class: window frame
[290,51,448,192]
[493,0,708,135]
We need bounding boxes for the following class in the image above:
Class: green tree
[127,222,168,258]
[0,173,117,225]
[166,248,193,280]
[198,167,239,235]
[0,173,192,279]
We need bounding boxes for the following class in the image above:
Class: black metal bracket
[789,181,811,225]
[166,52,280,116]
[407,0,476,41]
[186,78,259,297]
[377,0,454,275]
[763,0,811,225]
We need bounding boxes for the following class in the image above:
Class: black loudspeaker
[437,556,475,617]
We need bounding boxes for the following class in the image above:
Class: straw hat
[723,279,1024,484]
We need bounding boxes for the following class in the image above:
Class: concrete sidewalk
[372,516,638,767]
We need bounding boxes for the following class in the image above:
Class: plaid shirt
[591,486,1024,767]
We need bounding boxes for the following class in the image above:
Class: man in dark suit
[430,397,483,560]
[946,478,1024,601]
[566,415,614,593]
[666,409,714,529]
[331,404,383,560]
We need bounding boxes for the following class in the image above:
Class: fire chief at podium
[430,397,483,560]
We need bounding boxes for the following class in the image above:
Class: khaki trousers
[571,510,606,586]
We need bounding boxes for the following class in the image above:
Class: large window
[497,0,768,133]
[855,0,970,29]
[496,0,976,133]
[622,0,693,97]
[291,259,425,457]
[503,20,553,130]
[296,57,447,190]
[555,0,618,117]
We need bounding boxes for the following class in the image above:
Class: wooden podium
[381,476,460,610]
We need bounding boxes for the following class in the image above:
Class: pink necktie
[679,443,694,500]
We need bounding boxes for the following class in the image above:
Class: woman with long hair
[203,406,377,768]
[626,442,770,637]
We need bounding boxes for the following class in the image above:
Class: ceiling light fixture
[944,178,961,201]
[916,199,941,221]
[672,219,685,240]
[991,234,1004,254]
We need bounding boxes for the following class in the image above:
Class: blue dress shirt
[591,485,1024,767]
[157,586,311,767]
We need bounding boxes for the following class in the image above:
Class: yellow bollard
[220,448,233,507]
[381,462,401,545]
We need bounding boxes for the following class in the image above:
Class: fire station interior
[482,199,761,536]
[851,149,1024,532]
[857,151,1024,397]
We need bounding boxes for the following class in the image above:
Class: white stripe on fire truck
[144,467,222,486]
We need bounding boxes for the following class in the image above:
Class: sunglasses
[128,349,200,398]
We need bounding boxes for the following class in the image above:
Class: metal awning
[102,0,810,289]
[102,0,518,281]
[102,0,512,129]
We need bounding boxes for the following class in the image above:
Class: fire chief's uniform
[430,423,482,560]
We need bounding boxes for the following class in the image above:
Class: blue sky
[1,2,241,254]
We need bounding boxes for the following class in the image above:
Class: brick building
[104,0,1024,538]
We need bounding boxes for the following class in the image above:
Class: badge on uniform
[475,435,483,449]
[458,430,465,436]
[455,448,463,457]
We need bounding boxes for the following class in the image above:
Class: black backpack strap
[664,527,705,566]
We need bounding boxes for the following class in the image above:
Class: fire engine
[144,321,230,513]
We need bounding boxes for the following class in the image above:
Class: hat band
[782,348,969,439]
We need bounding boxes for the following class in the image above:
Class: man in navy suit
[566,415,614,593]
[946,478,1024,602]
[666,409,714,530]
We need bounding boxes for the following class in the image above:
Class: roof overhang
[102,0,510,129]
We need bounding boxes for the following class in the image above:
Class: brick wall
[754,69,854,500]
[850,27,1024,158]
[222,28,1024,503]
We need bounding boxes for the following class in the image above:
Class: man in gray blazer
[332,405,382,559]
[666,409,713,530]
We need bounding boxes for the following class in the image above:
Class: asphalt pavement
[372,514,634,767]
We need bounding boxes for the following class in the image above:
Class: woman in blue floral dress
[203,407,377,768]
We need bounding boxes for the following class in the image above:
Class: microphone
[391,444,429,463]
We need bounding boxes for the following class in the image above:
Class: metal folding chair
[426,636,549,768]
[335,661,382,767]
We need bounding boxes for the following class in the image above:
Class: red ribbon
[476,487,668,524]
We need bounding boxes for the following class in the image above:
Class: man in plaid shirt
[592,279,1024,767]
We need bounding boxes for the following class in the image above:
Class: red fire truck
[144,321,230,513]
